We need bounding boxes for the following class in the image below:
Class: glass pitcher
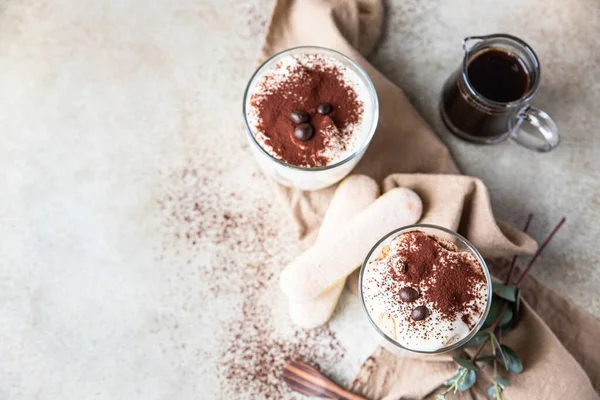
[440,34,559,152]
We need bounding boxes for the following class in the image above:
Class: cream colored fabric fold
[259,0,458,239]
[343,174,537,296]
[349,260,600,400]
[339,176,599,399]
[381,174,537,258]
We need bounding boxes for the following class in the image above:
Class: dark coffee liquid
[467,50,529,102]
[441,48,532,140]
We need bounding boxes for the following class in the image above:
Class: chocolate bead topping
[290,110,310,124]
[399,287,419,302]
[294,123,314,141]
[411,305,429,321]
[317,102,333,115]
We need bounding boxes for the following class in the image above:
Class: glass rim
[461,33,541,109]
[242,45,379,172]
[358,224,493,355]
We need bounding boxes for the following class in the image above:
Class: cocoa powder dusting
[157,165,345,398]
[385,231,486,322]
[250,56,364,167]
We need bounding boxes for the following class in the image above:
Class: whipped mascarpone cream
[362,231,489,352]
[246,52,373,167]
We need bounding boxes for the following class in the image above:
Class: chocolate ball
[317,103,332,115]
[294,123,314,141]
[411,305,429,321]
[290,110,310,124]
[399,287,419,302]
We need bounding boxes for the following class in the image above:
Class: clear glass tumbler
[359,224,492,357]
[243,46,379,191]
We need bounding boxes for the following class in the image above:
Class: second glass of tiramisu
[243,46,379,190]
[360,224,492,356]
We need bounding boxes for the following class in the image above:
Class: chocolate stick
[504,213,534,285]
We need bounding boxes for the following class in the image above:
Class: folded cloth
[257,0,600,398]
[349,261,600,400]
[342,176,599,399]
[258,0,458,240]
[343,174,538,295]
[381,174,537,258]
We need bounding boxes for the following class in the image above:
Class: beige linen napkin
[257,0,600,398]
[342,175,599,399]
[343,173,540,295]
[348,260,600,400]
[259,0,458,240]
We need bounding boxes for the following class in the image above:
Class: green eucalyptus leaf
[498,323,512,337]
[464,330,489,347]
[493,376,511,388]
[475,355,495,363]
[443,378,455,386]
[498,306,514,327]
[444,368,462,386]
[492,282,518,302]
[490,334,509,368]
[501,345,523,374]
[453,356,478,371]
[457,369,476,391]
[488,385,503,398]
[483,298,502,328]
[509,288,521,327]
[489,333,500,356]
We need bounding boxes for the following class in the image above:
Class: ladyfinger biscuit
[280,188,423,301]
[289,175,379,328]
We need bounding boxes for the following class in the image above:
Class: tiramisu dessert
[361,229,490,353]
[243,47,378,190]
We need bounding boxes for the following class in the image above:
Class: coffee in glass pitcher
[440,34,559,152]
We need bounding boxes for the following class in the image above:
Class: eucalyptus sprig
[438,215,565,399]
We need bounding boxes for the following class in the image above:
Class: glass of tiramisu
[243,46,379,190]
[359,224,492,356]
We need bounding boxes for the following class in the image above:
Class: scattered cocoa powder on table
[219,300,344,399]
[156,165,345,398]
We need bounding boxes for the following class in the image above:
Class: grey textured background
[0,0,598,398]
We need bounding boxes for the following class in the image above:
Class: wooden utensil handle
[333,388,369,400]
[283,361,369,400]
[296,372,368,400]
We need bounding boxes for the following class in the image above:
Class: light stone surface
[0,0,598,399]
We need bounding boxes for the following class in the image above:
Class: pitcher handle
[509,105,560,152]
